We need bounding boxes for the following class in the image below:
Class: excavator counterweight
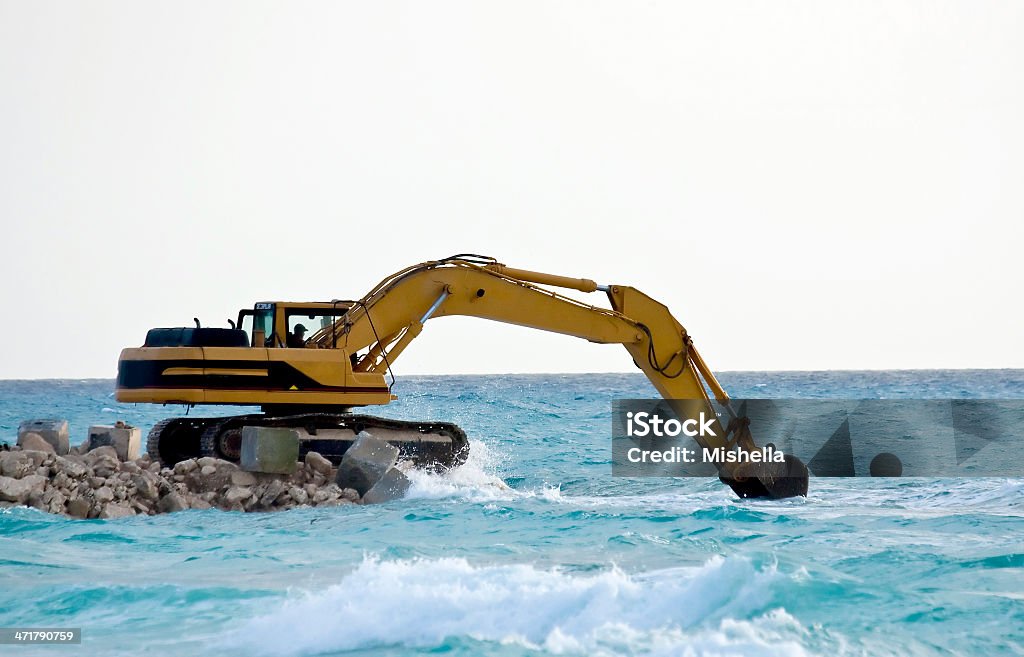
[116,255,809,499]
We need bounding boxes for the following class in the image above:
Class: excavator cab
[235,302,351,349]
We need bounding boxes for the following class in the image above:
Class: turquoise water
[1,371,1023,656]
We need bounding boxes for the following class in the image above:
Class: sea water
[1,371,1022,656]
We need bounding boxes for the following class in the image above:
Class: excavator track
[146,417,222,467]
[150,413,469,471]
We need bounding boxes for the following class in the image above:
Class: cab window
[285,310,340,348]
[254,304,276,346]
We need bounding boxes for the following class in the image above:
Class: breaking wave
[226,555,829,656]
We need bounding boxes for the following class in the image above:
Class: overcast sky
[1,1,1021,379]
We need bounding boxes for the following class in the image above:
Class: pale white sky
[1,1,1021,379]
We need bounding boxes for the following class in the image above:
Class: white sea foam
[226,555,821,657]
[403,439,517,501]
[404,438,1024,521]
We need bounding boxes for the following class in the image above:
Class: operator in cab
[287,324,307,348]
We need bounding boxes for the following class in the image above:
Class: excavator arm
[310,255,809,499]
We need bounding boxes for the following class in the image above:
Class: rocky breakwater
[0,428,415,519]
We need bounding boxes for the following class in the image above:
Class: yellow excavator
[116,255,808,499]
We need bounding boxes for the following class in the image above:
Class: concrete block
[240,427,299,475]
[87,424,142,461]
[361,467,412,504]
[334,432,399,496]
[18,419,69,455]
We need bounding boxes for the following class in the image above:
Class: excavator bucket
[717,410,810,499]
[720,454,810,499]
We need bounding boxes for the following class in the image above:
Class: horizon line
[2,366,1023,383]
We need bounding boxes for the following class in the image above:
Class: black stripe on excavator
[116,359,389,394]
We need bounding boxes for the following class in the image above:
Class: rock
[187,461,237,494]
[121,461,141,474]
[86,424,142,461]
[240,427,300,475]
[173,459,198,475]
[88,476,105,489]
[84,445,119,462]
[341,487,360,502]
[52,472,72,490]
[91,458,119,478]
[26,450,51,466]
[288,486,309,505]
[1,451,43,478]
[319,483,342,498]
[132,473,160,501]
[53,456,88,479]
[189,497,212,511]
[0,474,47,504]
[99,503,135,519]
[84,447,120,478]
[230,471,257,487]
[66,497,92,519]
[157,491,188,513]
[19,433,55,454]
[27,489,47,510]
[223,486,252,506]
[361,467,412,504]
[196,457,220,468]
[304,451,333,477]
[334,432,399,496]
[94,486,115,504]
[259,479,287,507]
[45,489,67,514]
[18,419,70,455]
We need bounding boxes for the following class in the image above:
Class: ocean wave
[225,555,828,656]
[403,439,518,502]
